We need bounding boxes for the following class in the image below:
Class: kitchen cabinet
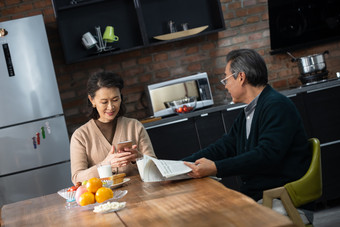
[195,112,226,149]
[52,0,225,64]
[292,85,340,203]
[300,86,340,143]
[146,118,200,160]
[319,143,340,202]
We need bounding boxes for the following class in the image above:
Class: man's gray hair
[226,49,268,86]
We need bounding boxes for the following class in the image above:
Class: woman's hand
[102,146,132,169]
[118,145,141,163]
[184,158,217,178]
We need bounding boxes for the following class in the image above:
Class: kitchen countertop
[143,78,340,129]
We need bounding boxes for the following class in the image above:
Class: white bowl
[58,188,76,202]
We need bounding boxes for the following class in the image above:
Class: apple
[75,185,88,205]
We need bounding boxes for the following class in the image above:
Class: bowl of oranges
[169,96,197,114]
[58,177,127,209]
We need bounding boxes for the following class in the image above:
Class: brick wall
[1,0,340,136]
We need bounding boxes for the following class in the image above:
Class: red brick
[239,21,269,34]
[138,56,152,65]
[33,0,51,8]
[122,66,144,77]
[248,5,267,15]
[169,49,185,59]
[201,43,215,51]
[155,70,170,79]
[243,0,257,7]
[235,8,248,17]
[105,63,121,72]
[272,79,288,90]
[232,35,247,44]
[187,63,201,72]
[249,32,263,41]
[246,16,260,23]
[171,67,186,76]
[180,54,209,64]
[223,12,235,20]
[154,53,168,62]
[2,3,33,16]
[5,0,21,6]
[151,60,177,71]
[186,46,199,55]
[228,2,242,10]
[139,74,152,83]
[229,19,244,27]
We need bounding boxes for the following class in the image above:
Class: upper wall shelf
[52,0,226,64]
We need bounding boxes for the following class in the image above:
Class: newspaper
[136,155,193,182]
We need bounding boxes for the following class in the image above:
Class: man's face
[223,62,245,104]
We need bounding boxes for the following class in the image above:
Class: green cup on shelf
[103,26,119,43]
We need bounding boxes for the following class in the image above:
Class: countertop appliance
[0,15,71,206]
[146,72,214,117]
[268,0,340,54]
[288,51,330,85]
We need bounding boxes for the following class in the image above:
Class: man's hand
[184,158,217,178]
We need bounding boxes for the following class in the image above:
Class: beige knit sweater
[70,117,156,184]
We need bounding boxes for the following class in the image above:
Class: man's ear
[239,72,247,85]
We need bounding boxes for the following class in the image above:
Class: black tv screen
[268,0,340,54]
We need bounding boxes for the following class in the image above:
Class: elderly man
[183,49,311,201]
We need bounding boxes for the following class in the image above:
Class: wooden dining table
[1,175,295,227]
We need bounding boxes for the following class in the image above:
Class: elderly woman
[70,72,156,184]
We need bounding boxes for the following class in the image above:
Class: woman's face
[89,87,121,123]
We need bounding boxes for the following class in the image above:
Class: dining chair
[262,138,322,227]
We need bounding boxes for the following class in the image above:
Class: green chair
[262,138,322,227]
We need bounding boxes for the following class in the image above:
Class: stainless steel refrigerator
[0,15,71,206]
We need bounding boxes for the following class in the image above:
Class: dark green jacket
[183,85,311,200]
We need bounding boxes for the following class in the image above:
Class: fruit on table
[67,182,81,192]
[78,192,95,206]
[175,105,194,113]
[86,177,102,193]
[67,186,77,192]
[82,180,88,186]
[95,187,114,203]
[75,185,88,205]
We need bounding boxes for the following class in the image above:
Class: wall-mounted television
[268,0,340,55]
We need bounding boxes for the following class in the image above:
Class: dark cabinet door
[319,143,340,202]
[146,118,200,160]
[301,86,340,143]
[195,112,226,149]
[221,107,243,133]
[289,94,312,138]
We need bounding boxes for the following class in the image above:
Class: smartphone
[117,140,133,152]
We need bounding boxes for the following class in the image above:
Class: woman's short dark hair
[226,49,268,86]
[87,72,126,119]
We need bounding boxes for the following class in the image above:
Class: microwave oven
[146,72,214,117]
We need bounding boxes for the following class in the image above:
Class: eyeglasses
[220,73,236,86]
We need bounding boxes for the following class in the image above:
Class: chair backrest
[284,138,322,207]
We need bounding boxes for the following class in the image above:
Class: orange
[86,177,102,193]
[78,192,95,206]
[95,187,114,203]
